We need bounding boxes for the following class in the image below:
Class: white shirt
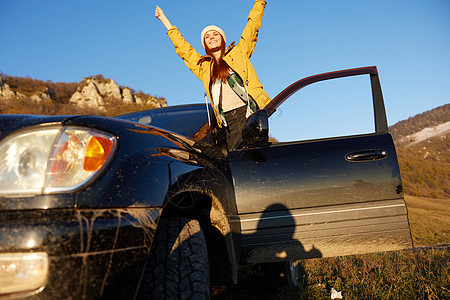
[211,78,246,113]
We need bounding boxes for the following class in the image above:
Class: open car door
[228,67,412,263]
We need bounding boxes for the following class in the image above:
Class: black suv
[0,67,412,299]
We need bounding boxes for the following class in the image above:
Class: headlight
[0,252,48,296]
[0,126,116,196]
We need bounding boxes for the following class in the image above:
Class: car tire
[138,217,210,300]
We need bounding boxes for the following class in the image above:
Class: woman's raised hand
[155,5,165,20]
[155,5,173,30]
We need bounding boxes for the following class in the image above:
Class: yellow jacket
[167,0,270,127]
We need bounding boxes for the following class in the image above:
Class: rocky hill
[0,73,166,116]
[390,104,450,199]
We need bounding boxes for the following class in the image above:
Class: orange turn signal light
[83,136,114,172]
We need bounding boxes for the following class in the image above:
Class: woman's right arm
[155,6,203,79]
[155,5,173,30]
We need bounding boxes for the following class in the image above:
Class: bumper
[0,207,161,299]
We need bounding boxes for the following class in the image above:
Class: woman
[155,0,270,150]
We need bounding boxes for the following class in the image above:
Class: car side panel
[229,133,412,263]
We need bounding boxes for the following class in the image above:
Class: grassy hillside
[396,137,450,199]
[391,104,450,199]
[390,104,450,140]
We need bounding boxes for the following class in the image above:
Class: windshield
[115,104,215,142]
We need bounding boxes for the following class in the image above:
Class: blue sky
[1,0,449,141]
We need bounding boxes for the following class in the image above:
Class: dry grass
[300,248,449,299]
[405,195,450,247]
[213,248,450,299]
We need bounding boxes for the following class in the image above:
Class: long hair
[205,34,229,83]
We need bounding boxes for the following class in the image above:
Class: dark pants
[223,106,247,151]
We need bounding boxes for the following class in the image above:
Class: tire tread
[138,217,210,299]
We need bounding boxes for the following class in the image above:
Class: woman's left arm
[238,0,267,58]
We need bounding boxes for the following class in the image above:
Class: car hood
[0,114,77,139]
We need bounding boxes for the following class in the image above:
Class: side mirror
[238,109,269,149]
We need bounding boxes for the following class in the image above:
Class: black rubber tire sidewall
[138,217,210,300]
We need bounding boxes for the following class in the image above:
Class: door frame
[265,66,388,133]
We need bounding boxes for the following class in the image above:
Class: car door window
[269,75,375,143]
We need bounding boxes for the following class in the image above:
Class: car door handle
[345,150,388,162]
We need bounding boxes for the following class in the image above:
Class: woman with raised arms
[155,1,270,150]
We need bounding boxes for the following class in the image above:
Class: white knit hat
[201,25,226,49]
